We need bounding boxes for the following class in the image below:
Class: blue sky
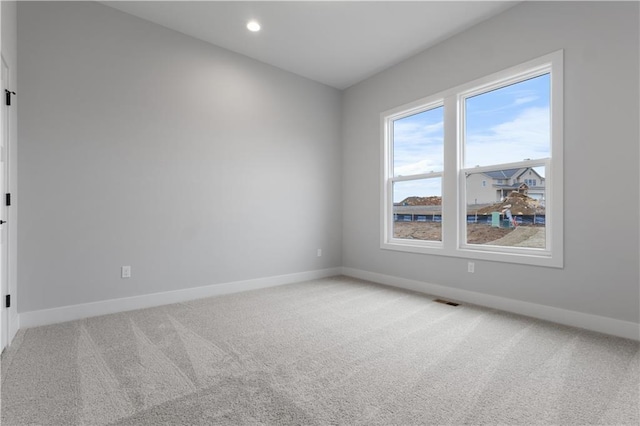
[392,74,550,203]
[465,73,550,168]
[393,106,444,177]
[393,106,444,203]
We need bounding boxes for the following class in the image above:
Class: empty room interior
[1,1,639,425]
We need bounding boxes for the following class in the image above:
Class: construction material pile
[475,192,544,215]
[397,196,442,206]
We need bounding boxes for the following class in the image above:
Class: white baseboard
[16,266,640,341]
[341,267,640,341]
[8,310,19,343]
[19,267,342,329]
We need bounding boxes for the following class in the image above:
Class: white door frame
[0,0,5,352]
[0,54,9,352]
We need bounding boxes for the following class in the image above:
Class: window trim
[383,100,445,250]
[381,50,563,268]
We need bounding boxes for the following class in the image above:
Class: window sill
[381,240,562,268]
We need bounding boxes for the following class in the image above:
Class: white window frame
[381,50,563,268]
[382,99,445,251]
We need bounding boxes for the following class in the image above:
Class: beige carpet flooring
[1,276,639,425]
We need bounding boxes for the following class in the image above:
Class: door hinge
[5,294,10,308]
[5,193,10,206]
[5,89,16,106]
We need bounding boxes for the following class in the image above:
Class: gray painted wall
[342,2,639,323]
[16,1,640,326]
[17,2,342,312]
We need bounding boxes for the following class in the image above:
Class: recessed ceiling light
[247,20,261,32]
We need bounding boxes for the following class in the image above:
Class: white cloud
[394,120,443,142]
[395,158,442,177]
[465,106,550,168]
[470,89,539,115]
[393,120,444,176]
[514,95,538,106]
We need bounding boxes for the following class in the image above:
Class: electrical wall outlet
[468,262,475,273]
[317,248,322,257]
[121,265,131,278]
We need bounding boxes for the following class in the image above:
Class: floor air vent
[434,299,459,306]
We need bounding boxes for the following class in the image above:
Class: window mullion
[441,95,458,253]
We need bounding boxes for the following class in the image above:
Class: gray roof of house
[483,168,521,179]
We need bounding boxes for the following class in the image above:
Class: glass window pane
[393,178,442,241]
[464,74,550,168]
[465,166,546,248]
[393,106,444,177]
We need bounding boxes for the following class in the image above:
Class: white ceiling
[102,1,518,89]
